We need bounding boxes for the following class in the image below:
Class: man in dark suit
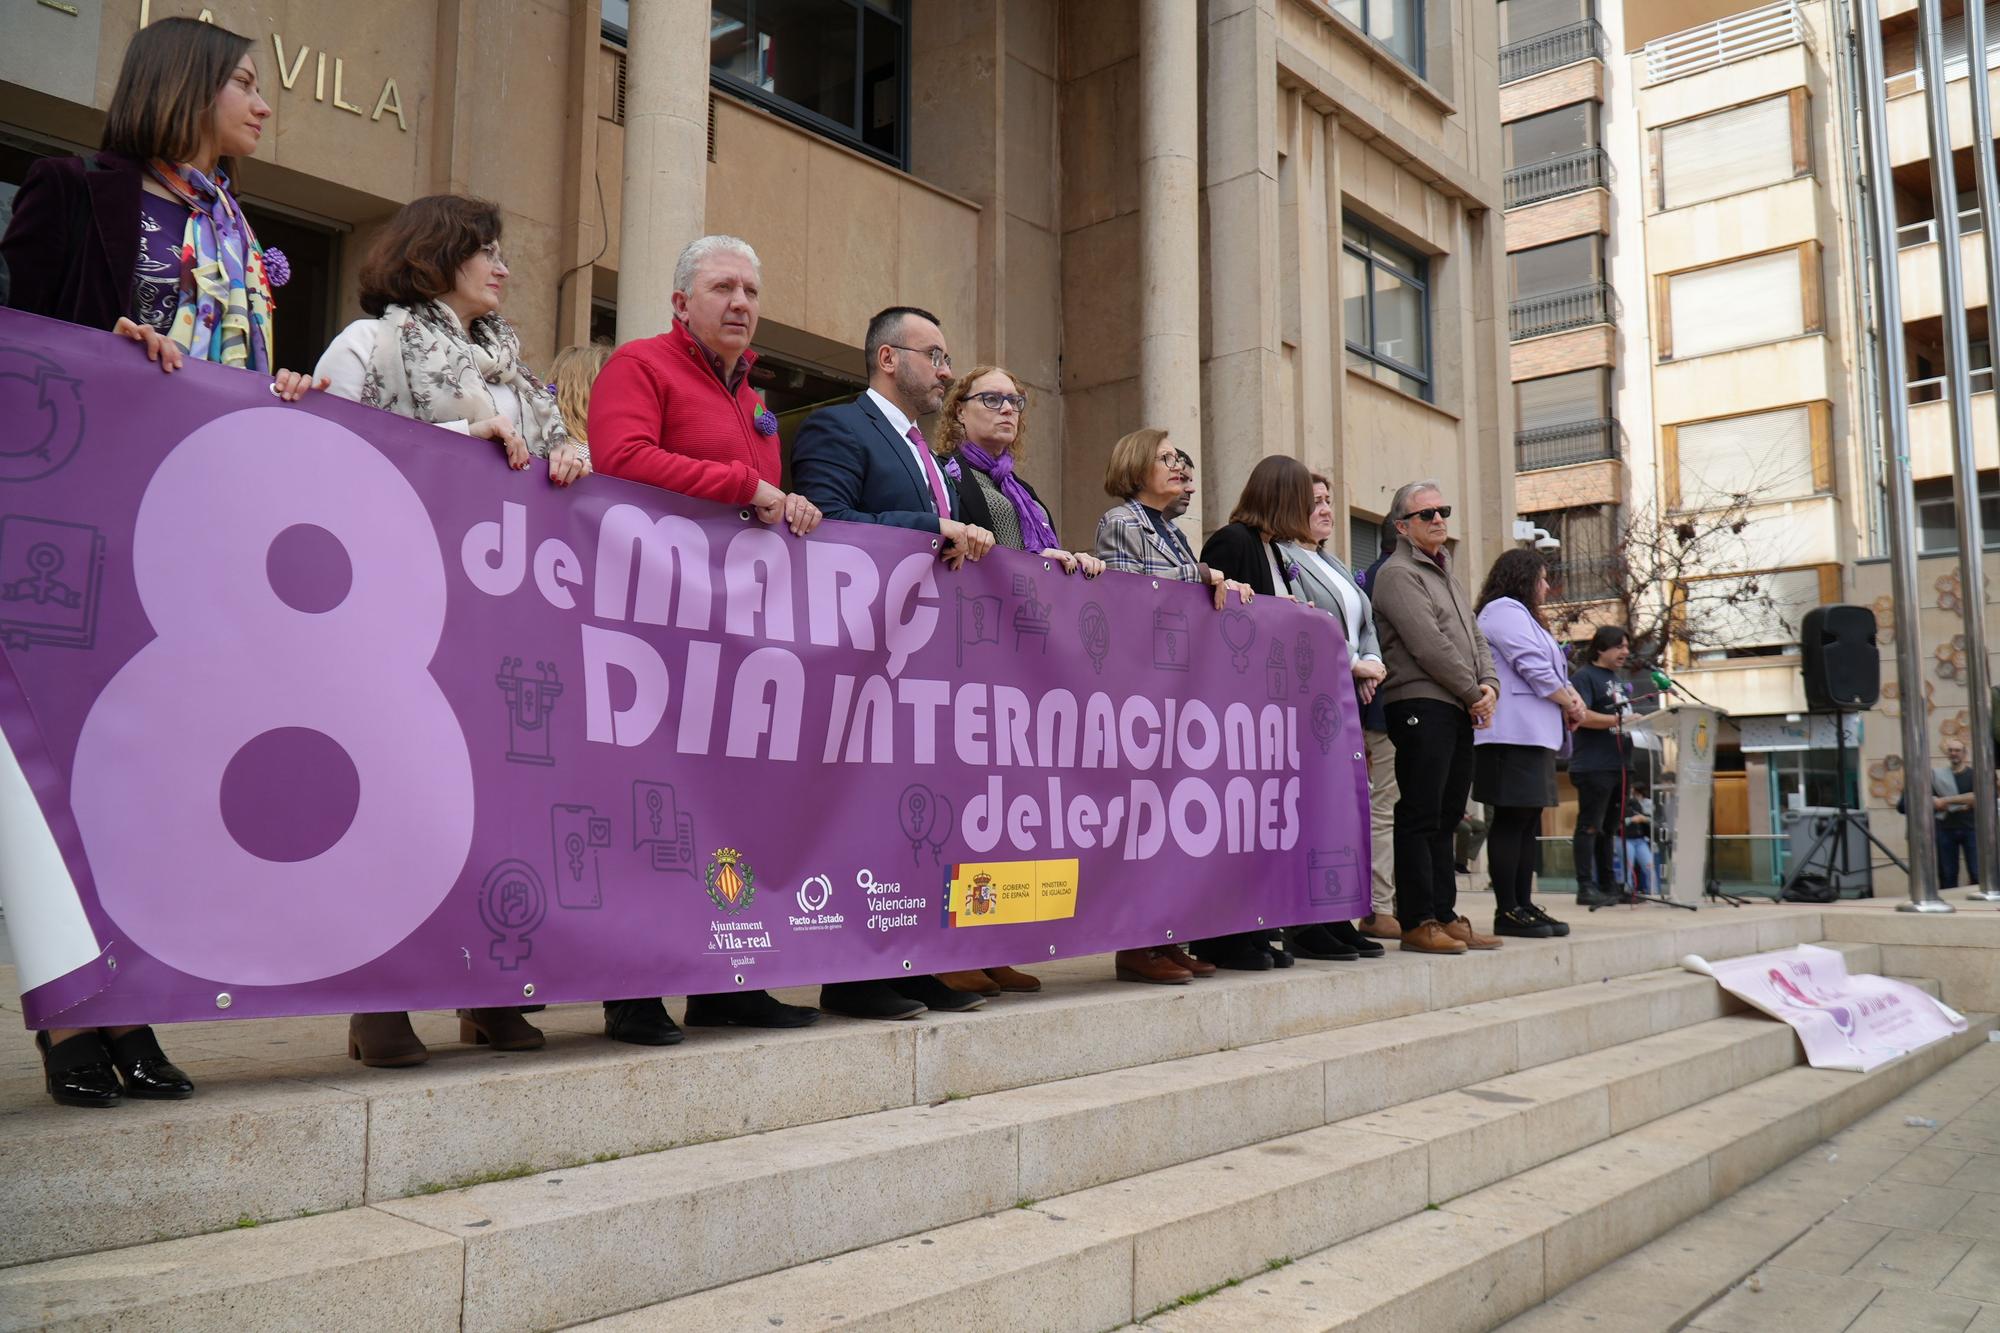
[792,306,996,1020]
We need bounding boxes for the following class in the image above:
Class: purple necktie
[909,424,952,519]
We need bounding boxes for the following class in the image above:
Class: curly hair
[935,366,1029,457]
[357,195,503,316]
[549,342,613,444]
[1475,547,1552,625]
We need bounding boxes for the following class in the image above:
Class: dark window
[702,1,908,167]
[1342,217,1431,400]
[1350,514,1384,569]
[1500,0,1594,45]
[1914,471,2000,555]
[1509,235,1603,299]
[1330,0,1425,75]
[1529,504,1620,602]
[1506,101,1599,165]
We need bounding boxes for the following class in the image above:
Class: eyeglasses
[888,344,952,371]
[1402,505,1452,522]
[967,391,1026,413]
[478,241,506,265]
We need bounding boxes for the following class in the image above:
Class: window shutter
[1686,567,1824,653]
[1515,369,1607,430]
[1932,2,2000,85]
[1349,515,1382,569]
[1675,405,1816,509]
[1658,96,1795,209]
[1668,250,1805,359]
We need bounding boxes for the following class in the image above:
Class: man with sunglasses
[1369,481,1503,955]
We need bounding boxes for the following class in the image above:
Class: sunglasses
[1402,505,1452,522]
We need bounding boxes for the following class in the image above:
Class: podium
[1627,703,1725,906]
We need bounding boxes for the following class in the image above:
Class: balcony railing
[1500,20,1607,84]
[1516,418,1618,471]
[1642,0,1806,86]
[1504,147,1610,209]
[1908,366,1997,403]
[1510,281,1615,341]
[1897,207,1985,250]
[1547,554,1623,603]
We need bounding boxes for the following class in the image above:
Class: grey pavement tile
[1953,1154,2000,1195]
[1837,1179,1981,1232]
[1846,1287,1982,1333]
[1968,1302,2000,1333]
[1944,1243,2000,1304]
[1689,1267,1881,1333]
[1895,1148,1981,1187]
[1770,1220,1893,1278]
[1951,1195,2000,1242]
[1848,1228,1977,1291]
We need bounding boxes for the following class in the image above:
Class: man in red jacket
[586,234,822,1042]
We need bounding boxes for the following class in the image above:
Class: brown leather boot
[984,966,1042,993]
[1399,921,1468,955]
[458,1007,547,1050]
[348,1012,429,1067]
[1359,913,1403,940]
[1156,944,1217,977]
[1114,948,1192,984]
[1443,915,1503,951]
[940,970,1003,996]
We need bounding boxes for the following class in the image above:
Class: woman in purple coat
[1472,550,1588,939]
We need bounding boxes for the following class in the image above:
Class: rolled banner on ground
[0,309,1370,1027]
[1683,943,1968,1072]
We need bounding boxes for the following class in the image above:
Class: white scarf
[361,301,570,456]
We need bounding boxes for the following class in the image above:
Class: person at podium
[1568,626,1633,908]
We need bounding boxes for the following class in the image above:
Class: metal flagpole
[1917,0,1989,910]
[1856,0,1948,910]
[1960,0,2000,903]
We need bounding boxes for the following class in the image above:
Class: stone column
[615,0,711,344]
[1138,0,1203,523]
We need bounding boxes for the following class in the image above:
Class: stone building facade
[2,0,1512,562]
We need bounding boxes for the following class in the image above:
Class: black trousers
[1487,805,1542,913]
[1385,698,1474,927]
[1572,771,1621,892]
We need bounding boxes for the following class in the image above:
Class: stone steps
[0,911,1827,1270]
[597,1015,1995,1333]
[0,926,1856,1332]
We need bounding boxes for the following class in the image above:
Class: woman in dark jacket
[2,17,319,398]
[1196,455,1383,968]
[0,16,329,1110]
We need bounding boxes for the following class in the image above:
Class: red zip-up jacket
[588,320,778,504]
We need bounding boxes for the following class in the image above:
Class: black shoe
[684,989,821,1029]
[1208,942,1272,970]
[1286,924,1359,961]
[1265,943,1296,968]
[1454,862,1473,874]
[603,997,684,1046]
[1575,886,1621,909]
[1522,902,1570,936]
[890,975,985,1012]
[106,1026,194,1099]
[819,979,927,1020]
[1327,920,1384,959]
[1494,907,1555,939]
[37,1030,122,1108]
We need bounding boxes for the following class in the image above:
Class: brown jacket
[1370,541,1497,710]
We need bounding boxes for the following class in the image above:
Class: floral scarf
[147,161,274,372]
[359,301,572,458]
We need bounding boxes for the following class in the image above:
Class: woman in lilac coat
[1472,550,1588,939]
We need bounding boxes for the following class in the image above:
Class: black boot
[602,997,683,1046]
[1327,920,1385,958]
[683,989,820,1029]
[37,1030,122,1108]
[1286,924,1359,961]
[819,979,926,1020]
[106,1026,193,1099]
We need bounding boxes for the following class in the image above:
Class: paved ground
[1503,1040,2000,1333]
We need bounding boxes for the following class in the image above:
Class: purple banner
[0,311,1367,1027]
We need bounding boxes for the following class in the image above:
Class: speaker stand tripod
[1778,710,1903,902]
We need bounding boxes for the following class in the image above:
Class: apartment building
[1500,0,1886,854]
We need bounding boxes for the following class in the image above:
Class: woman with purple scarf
[936,367,1105,580]
[930,365,1102,999]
